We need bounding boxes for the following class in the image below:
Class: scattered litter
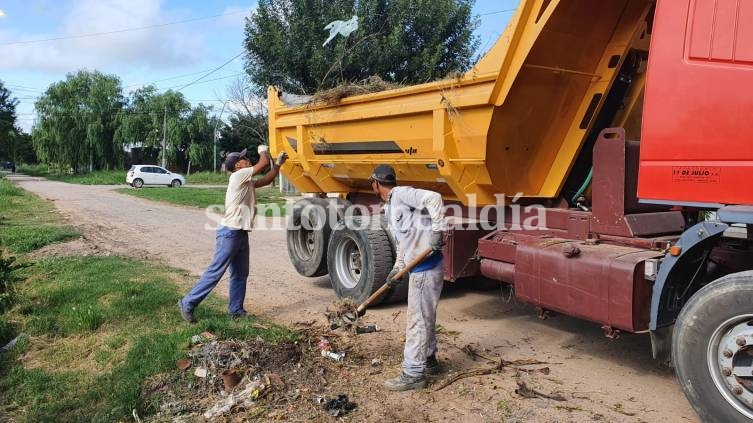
[194,367,208,378]
[319,337,332,352]
[515,381,566,402]
[371,358,381,367]
[323,394,357,417]
[176,358,191,371]
[355,325,380,334]
[324,298,360,331]
[392,310,402,322]
[0,333,25,357]
[190,331,216,346]
[221,369,241,391]
[203,380,267,419]
[322,350,346,362]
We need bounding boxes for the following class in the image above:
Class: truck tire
[672,271,753,423]
[287,198,333,277]
[327,216,394,304]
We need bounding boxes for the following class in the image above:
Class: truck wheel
[287,198,333,277]
[327,216,394,304]
[673,271,753,423]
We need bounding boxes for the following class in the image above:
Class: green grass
[18,164,125,185]
[18,165,229,186]
[0,256,295,422]
[115,186,289,216]
[186,171,229,185]
[0,177,79,253]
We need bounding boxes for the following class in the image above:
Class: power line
[123,68,231,89]
[0,9,250,46]
[175,52,245,92]
[478,8,517,17]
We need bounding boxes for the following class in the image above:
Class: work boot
[384,372,427,391]
[229,310,255,319]
[425,355,441,375]
[178,300,196,324]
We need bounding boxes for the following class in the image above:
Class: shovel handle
[356,247,434,314]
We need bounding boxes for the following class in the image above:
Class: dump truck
[268,1,753,421]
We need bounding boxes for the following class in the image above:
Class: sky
[0,0,519,132]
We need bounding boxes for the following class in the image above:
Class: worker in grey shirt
[370,164,445,391]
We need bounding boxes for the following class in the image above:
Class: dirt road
[13,174,699,422]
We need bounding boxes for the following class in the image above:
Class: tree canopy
[243,0,479,94]
[33,70,124,173]
[0,80,26,164]
[31,71,221,173]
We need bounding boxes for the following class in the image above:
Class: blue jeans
[181,226,249,315]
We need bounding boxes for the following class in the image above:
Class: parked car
[126,165,186,188]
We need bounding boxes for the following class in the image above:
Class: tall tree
[33,71,124,173]
[117,87,223,172]
[0,81,20,162]
[244,0,478,95]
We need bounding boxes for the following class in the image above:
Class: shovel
[355,247,434,317]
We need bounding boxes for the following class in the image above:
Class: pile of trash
[141,330,362,421]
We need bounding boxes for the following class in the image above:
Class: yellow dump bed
[269,0,652,206]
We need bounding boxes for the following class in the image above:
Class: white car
[126,165,186,188]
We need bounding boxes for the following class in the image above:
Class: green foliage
[0,256,295,422]
[0,250,26,313]
[32,70,125,174]
[0,178,79,253]
[244,0,479,94]
[0,80,21,161]
[218,113,267,164]
[115,87,220,173]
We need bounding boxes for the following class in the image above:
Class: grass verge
[18,164,125,185]
[0,175,295,422]
[18,165,229,186]
[0,256,294,422]
[0,177,79,253]
[115,186,289,216]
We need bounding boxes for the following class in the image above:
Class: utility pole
[213,101,228,172]
[161,106,167,168]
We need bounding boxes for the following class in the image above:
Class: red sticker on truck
[672,167,721,184]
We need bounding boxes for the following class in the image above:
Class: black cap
[370,164,397,184]
[223,148,248,171]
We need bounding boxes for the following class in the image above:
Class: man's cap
[224,148,248,171]
[370,164,397,184]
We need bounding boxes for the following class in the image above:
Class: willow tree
[33,71,124,173]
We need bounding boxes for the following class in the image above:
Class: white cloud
[0,10,6,18]
[217,5,254,28]
[0,0,208,72]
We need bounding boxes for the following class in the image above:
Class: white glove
[257,145,269,154]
